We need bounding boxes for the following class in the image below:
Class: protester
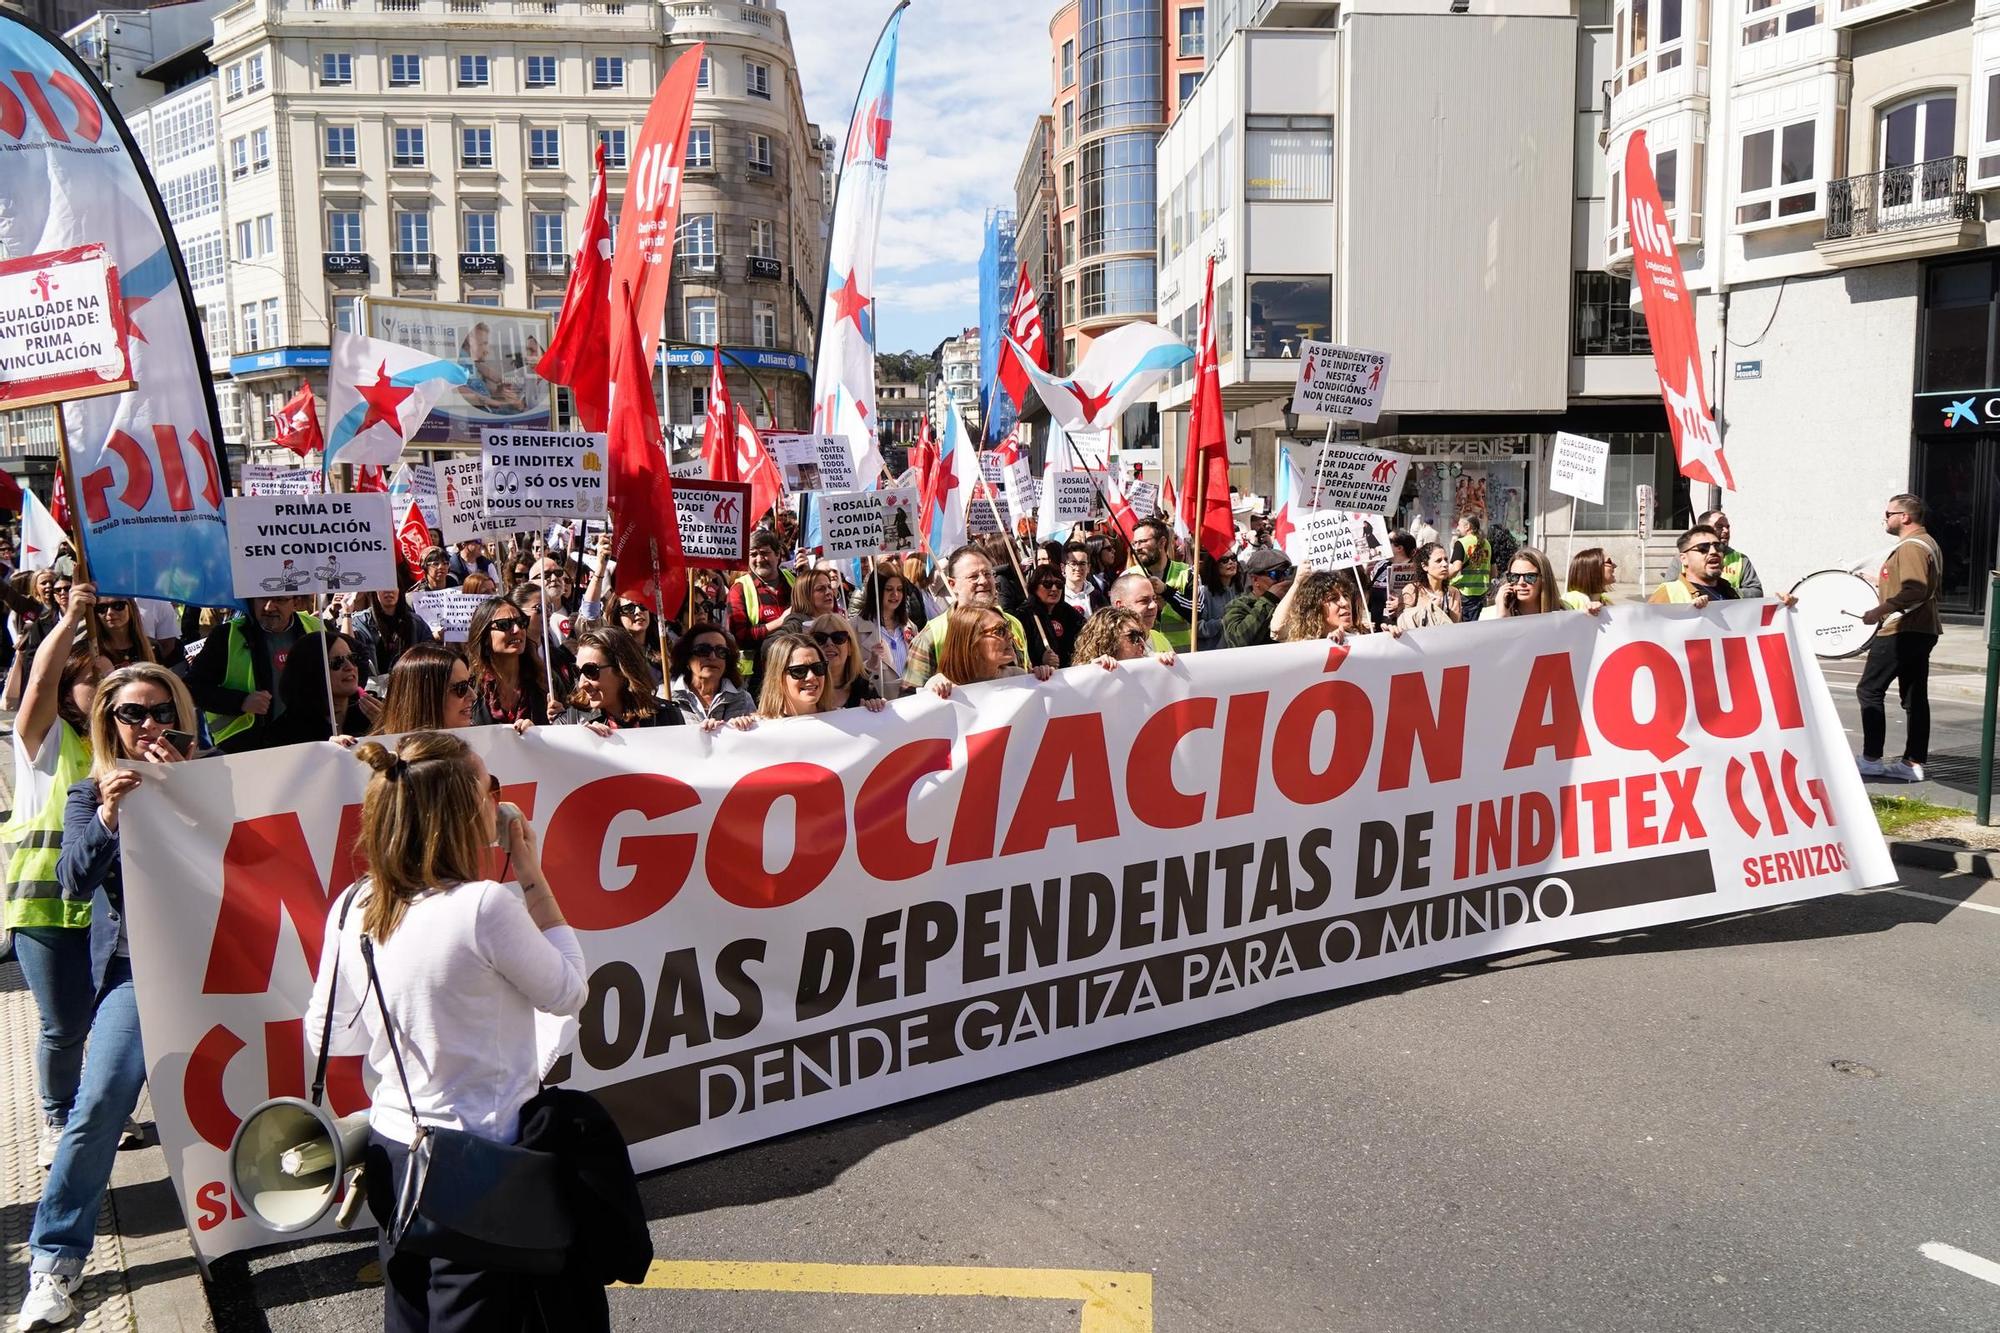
[1397,542,1463,629]
[1648,526,1738,607]
[461,572,497,597]
[1278,569,1392,643]
[417,547,457,591]
[19,665,199,1332]
[903,546,1029,690]
[449,537,500,585]
[1020,564,1085,668]
[688,569,731,630]
[1222,549,1293,648]
[849,567,914,693]
[467,596,556,726]
[373,643,482,734]
[88,595,153,669]
[1492,547,1565,616]
[1,581,100,1172]
[133,598,183,669]
[1857,493,1942,782]
[1368,532,1418,627]
[779,567,840,636]
[1196,550,1243,652]
[925,607,1056,697]
[1699,509,1763,598]
[809,614,880,710]
[506,553,536,590]
[1088,530,1130,601]
[187,595,324,747]
[227,630,376,750]
[12,571,73,685]
[1447,515,1493,621]
[1562,548,1617,612]
[557,627,680,731]
[1109,571,1176,656]
[597,596,666,686]
[345,582,435,681]
[745,633,887,723]
[728,530,794,654]
[305,731,587,1332]
[510,580,576,692]
[900,553,945,622]
[668,622,755,725]
[1061,542,1107,617]
[1077,606,1172,666]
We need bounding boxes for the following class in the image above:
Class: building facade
[977,208,1018,443]
[933,327,981,434]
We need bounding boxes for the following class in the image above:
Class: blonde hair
[936,605,1010,686]
[808,613,864,689]
[351,732,489,942]
[755,632,826,719]
[88,664,197,782]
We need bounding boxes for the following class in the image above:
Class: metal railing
[1825,155,1978,240]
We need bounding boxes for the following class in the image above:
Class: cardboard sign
[670,479,753,569]
[0,245,133,407]
[1125,480,1160,518]
[392,463,439,529]
[820,489,889,559]
[409,587,485,643]
[1047,470,1097,528]
[1311,444,1409,516]
[670,459,707,479]
[965,487,1011,536]
[1549,432,1610,506]
[226,493,398,598]
[240,464,319,497]
[1636,483,1656,543]
[437,457,517,544]
[1293,341,1391,423]
[767,433,858,493]
[881,486,922,553]
[481,430,608,520]
[1284,507,1368,572]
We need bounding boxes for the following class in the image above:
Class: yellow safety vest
[1720,549,1747,589]
[206,612,323,743]
[1654,578,1697,604]
[1147,628,1173,654]
[1451,535,1491,598]
[923,609,1030,667]
[0,721,93,930]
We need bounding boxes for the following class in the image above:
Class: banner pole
[649,536,671,685]
[318,609,340,738]
[1189,458,1205,653]
[1308,419,1335,511]
[50,410,90,585]
[539,563,559,709]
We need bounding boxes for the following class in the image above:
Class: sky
[783,0,1053,357]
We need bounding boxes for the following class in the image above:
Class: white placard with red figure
[0,244,133,408]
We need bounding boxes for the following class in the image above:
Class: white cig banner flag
[122,603,1889,1258]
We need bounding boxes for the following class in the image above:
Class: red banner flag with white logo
[536,142,615,433]
[1180,256,1234,561]
[733,406,783,530]
[996,262,1047,412]
[609,44,705,378]
[396,498,429,580]
[1623,131,1734,491]
[607,292,685,615]
[272,380,323,459]
[700,350,736,482]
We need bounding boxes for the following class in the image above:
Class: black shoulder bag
[357,924,574,1275]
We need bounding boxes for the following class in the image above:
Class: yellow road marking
[625,1259,1154,1332]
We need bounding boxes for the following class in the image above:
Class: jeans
[29,957,146,1278]
[369,1133,530,1333]
[1857,630,1938,764]
[10,925,94,1125]
[1461,597,1486,622]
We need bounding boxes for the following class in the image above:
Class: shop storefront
[1911,253,2000,616]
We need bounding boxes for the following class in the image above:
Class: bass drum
[1787,569,1880,659]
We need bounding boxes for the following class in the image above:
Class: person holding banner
[742,633,886,723]
[903,548,1031,690]
[20,666,200,1332]
[1020,566,1085,668]
[187,597,324,748]
[1648,527,1738,608]
[467,597,556,727]
[924,607,1058,697]
[1108,573,1179,658]
[556,629,681,732]
[1075,607,1163,666]
[1397,543,1463,629]
[1698,510,1763,599]
[667,624,755,725]
[1492,548,1567,617]
[374,644,484,735]
[239,631,378,750]
[1562,549,1618,613]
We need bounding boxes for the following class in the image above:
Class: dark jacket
[1020,599,1086,668]
[350,606,436,681]
[553,702,682,729]
[60,779,125,991]
[517,1087,651,1331]
[185,611,315,731]
[225,699,373,753]
[1223,591,1280,649]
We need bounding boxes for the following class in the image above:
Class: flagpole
[1190,458,1205,654]
[539,562,559,711]
[649,536,672,686]
[49,411,90,586]
[318,608,340,738]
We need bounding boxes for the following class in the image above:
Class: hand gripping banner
[121,604,1890,1258]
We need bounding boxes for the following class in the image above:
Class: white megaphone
[226,1096,372,1232]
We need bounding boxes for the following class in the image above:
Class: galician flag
[921,406,975,556]
[20,489,65,572]
[811,5,906,489]
[325,331,469,474]
[1008,322,1193,435]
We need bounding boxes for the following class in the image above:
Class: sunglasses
[616,603,649,618]
[1684,542,1720,555]
[488,617,525,634]
[111,701,177,726]
[52,585,71,597]
[97,600,129,612]
[811,632,848,648]
[1884,511,1910,519]
[327,654,355,670]
[1035,580,1061,591]
[783,661,830,681]
[688,641,729,660]
[448,678,474,699]
[1504,571,1541,585]
[1121,630,1148,646]
[575,662,613,680]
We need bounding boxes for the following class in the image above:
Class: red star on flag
[1271,503,1295,551]
[116,291,150,346]
[356,361,415,436]
[1065,377,1114,423]
[830,269,872,334]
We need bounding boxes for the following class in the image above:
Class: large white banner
[121,604,1890,1258]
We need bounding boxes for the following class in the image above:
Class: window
[463,209,497,252]
[1060,39,1075,88]
[321,52,352,86]
[1062,219,1076,266]
[1177,6,1204,58]
[327,208,364,252]
[1736,119,1817,223]
[1178,71,1200,103]
[332,294,363,335]
[389,53,421,87]
[1573,271,1652,355]
[745,59,770,98]
[1246,275,1331,359]
[1061,101,1074,147]
[593,56,624,89]
[1979,72,2000,180]
[679,214,716,265]
[752,301,777,348]
[456,54,489,87]
[251,127,270,172]
[597,128,628,168]
[528,126,561,169]
[525,54,557,88]
[1064,279,1077,324]
[689,384,708,421]
[246,53,266,92]
[396,208,430,255]
[462,126,494,168]
[696,55,711,90]
[748,132,773,173]
[1246,115,1334,201]
[687,125,714,168]
[463,295,502,307]
[1920,259,1998,391]
[686,296,719,344]
[225,64,243,100]
[183,233,226,286]
[256,214,275,256]
[531,209,565,255]
[1656,148,1678,211]
[261,297,279,348]
[1741,0,1818,45]
[239,301,261,349]
[1615,0,1691,89]
[229,135,249,177]
[1062,161,1075,208]
[748,217,776,257]
[234,219,254,258]
[393,126,426,167]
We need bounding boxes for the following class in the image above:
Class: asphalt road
[202,868,2000,1333]
[1820,653,1992,810]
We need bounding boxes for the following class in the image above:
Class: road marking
[1866,887,2000,918]
[625,1260,1154,1331]
[1921,1242,2000,1289]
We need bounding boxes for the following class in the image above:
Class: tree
[876,350,935,386]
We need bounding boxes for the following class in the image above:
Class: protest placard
[409,587,485,642]
[820,489,889,559]
[881,486,921,553]
[1550,432,1610,506]
[436,456,518,544]
[1311,443,1410,515]
[1284,507,1367,571]
[392,462,439,529]
[766,433,858,492]
[225,493,397,597]
[1047,469,1097,527]
[239,464,319,497]
[966,487,1011,536]
[0,245,133,407]
[1292,341,1391,422]
[670,479,752,569]
[1125,479,1160,518]
[481,429,608,520]
[670,459,707,479]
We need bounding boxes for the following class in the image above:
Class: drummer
[1856,493,1942,783]
[1648,525,1738,607]
[1698,509,1763,598]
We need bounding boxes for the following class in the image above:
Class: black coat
[516,1087,652,1331]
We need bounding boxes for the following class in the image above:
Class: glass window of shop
[1395,449,1537,550]
[1568,433,1687,531]
[1246,275,1330,359]
[1919,257,1998,392]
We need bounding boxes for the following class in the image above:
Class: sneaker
[118,1118,143,1149]
[35,1119,62,1171]
[1883,759,1925,783]
[1857,756,1891,779]
[16,1271,77,1331]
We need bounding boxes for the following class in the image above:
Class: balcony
[528,253,570,276]
[675,253,722,279]
[1818,157,1981,265]
[390,252,436,277]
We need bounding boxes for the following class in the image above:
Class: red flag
[733,406,783,529]
[699,349,736,481]
[536,143,615,432]
[610,44,705,376]
[1180,256,1234,561]
[0,468,22,513]
[912,415,943,551]
[395,498,428,581]
[1624,131,1733,491]
[607,292,685,615]
[272,380,324,458]
[996,263,1046,411]
[1100,469,1139,543]
[48,469,69,534]
[354,464,388,493]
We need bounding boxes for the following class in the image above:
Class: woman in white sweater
[307,731,587,1332]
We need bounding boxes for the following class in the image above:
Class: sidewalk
[0,713,212,1333]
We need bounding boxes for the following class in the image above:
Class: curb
[1889,838,2000,878]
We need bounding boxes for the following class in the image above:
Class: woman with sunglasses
[1075,606,1158,668]
[1561,547,1617,613]
[1492,547,1564,617]
[1195,552,1244,653]
[1087,531,1129,601]
[668,622,754,726]
[238,630,379,750]
[598,596,665,685]
[17,665,199,1331]
[736,632,886,727]
[556,627,679,733]
[90,596,153,669]
[923,607,1055,699]
[374,643,508,735]
[1020,567,1084,669]
[466,597,556,726]
[808,614,879,710]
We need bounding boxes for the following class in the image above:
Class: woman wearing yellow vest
[1,581,103,1169]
